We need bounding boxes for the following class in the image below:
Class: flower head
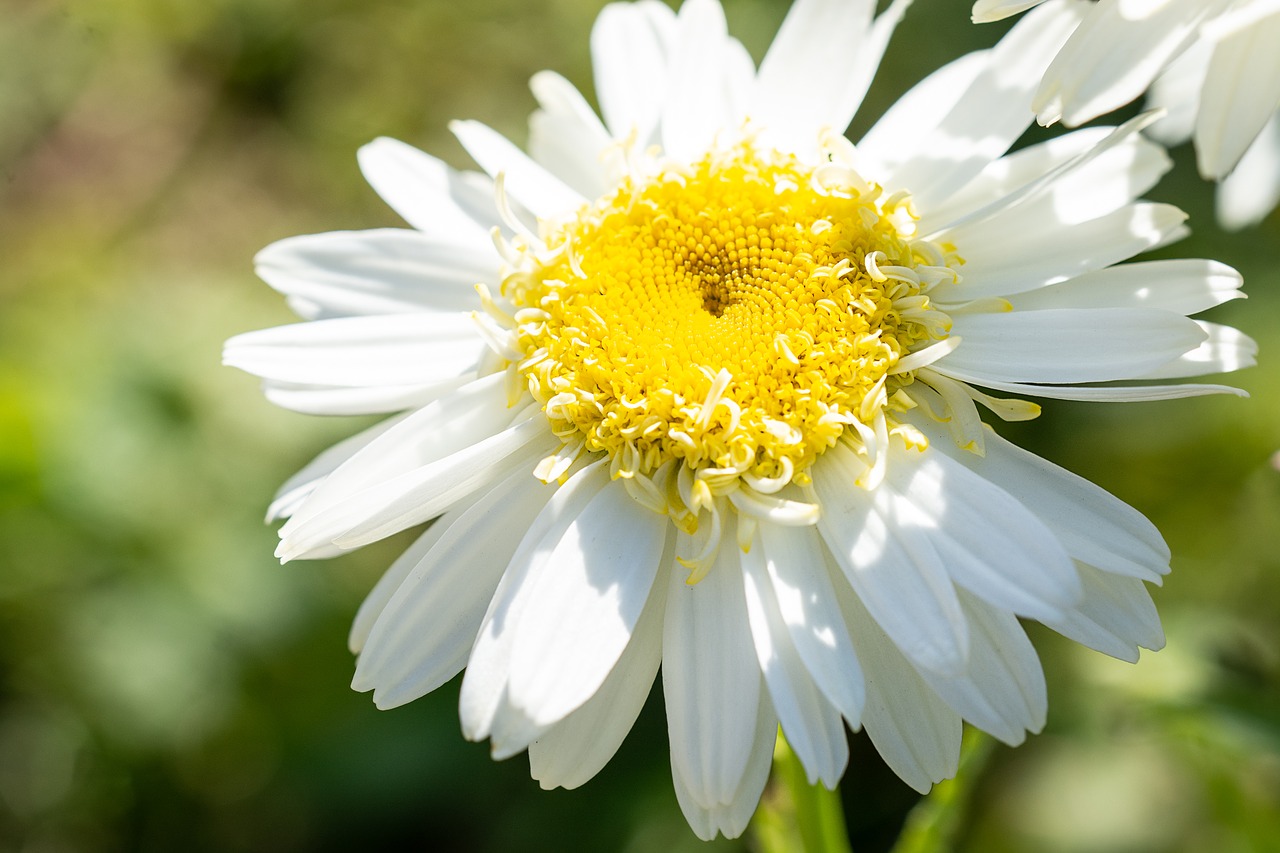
[227,0,1254,839]
[973,0,1280,229]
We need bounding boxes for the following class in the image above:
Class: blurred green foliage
[0,0,1277,851]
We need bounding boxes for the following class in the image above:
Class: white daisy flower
[973,0,1280,229]
[226,0,1254,840]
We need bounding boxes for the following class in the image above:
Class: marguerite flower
[226,0,1255,840]
[973,0,1280,229]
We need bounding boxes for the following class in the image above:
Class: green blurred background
[1,0,1277,850]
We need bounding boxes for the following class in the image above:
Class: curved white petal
[939,202,1189,301]
[757,522,866,724]
[663,517,763,811]
[880,443,1081,622]
[1007,258,1244,315]
[259,376,473,417]
[459,460,609,744]
[1138,321,1257,378]
[528,70,616,200]
[591,0,677,144]
[917,418,1171,583]
[506,483,669,727]
[254,229,499,320]
[660,0,735,162]
[811,443,970,677]
[741,529,848,787]
[836,577,961,793]
[884,0,1086,205]
[450,120,585,221]
[1040,562,1166,662]
[357,137,499,240]
[223,313,483,388]
[353,468,555,708]
[672,683,777,841]
[972,0,1050,23]
[918,590,1047,746]
[528,562,667,790]
[1194,9,1280,179]
[1216,112,1280,230]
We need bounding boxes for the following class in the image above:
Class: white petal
[918,419,1171,583]
[459,460,608,744]
[858,51,989,177]
[527,71,616,200]
[837,578,961,793]
[660,0,735,162]
[884,0,1086,205]
[758,523,866,724]
[505,483,669,727]
[972,0,1050,23]
[811,443,970,676]
[450,120,585,221]
[1040,562,1166,662]
[671,684,777,841]
[1216,112,1280,230]
[881,444,1081,622]
[353,468,554,707]
[918,590,1047,745]
[528,566,666,790]
[591,0,677,143]
[940,202,1189,300]
[258,377,472,417]
[223,313,483,387]
[357,137,499,239]
[663,517,762,810]
[1145,38,1212,145]
[741,533,848,787]
[942,308,1208,384]
[1008,258,1244,315]
[1138,321,1257,378]
[1034,1,1221,126]
[267,414,406,522]
[1194,9,1280,179]
[254,229,499,320]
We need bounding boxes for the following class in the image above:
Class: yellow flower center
[501,141,960,526]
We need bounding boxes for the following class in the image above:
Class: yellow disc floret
[501,140,958,512]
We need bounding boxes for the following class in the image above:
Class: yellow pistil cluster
[503,141,958,513]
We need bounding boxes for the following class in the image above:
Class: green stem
[889,728,994,853]
[750,730,854,853]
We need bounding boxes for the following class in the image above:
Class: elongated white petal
[354,468,554,707]
[885,0,1086,205]
[758,523,866,724]
[591,0,677,143]
[940,202,1189,300]
[1194,9,1280,179]
[972,0,1049,24]
[1041,562,1166,662]
[528,565,666,790]
[919,591,1047,745]
[811,443,969,676]
[1216,112,1280,230]
[916,418,1171,583]
[880,444,1081,622]
[528,70,616,200]
[459,460,609,744]
[837,578,961,793]
[259,376,473,417]
[660,0,734,162]
[1034,1,1221,127]
[1008,259,1244,315]
[663,517,762,810]
[742,531,848,787]
[223,313,483,388]
[1138,321,1257,379]
[672,684,777,841]
[357,137,499,239]
[255,229,499,320]
[506,483,668,726]
[450,120,585,221]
